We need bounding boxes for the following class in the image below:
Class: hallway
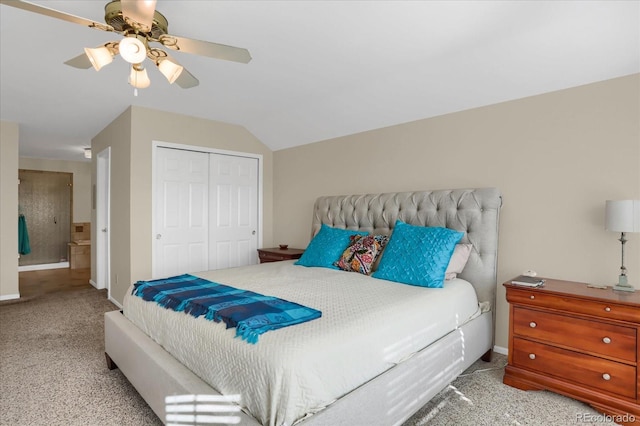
[19,268,91,299]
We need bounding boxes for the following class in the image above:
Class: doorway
[18,170,72,269]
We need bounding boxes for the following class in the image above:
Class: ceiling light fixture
[84,45,114,71]
[129,64,151,96]
[119,35,147,64]
[158,57,184,84]
[3,0,251,94]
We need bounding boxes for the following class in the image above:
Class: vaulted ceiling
[1,1,638,161]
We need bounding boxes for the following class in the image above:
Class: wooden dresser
[257,247,304,263]
[504,278,640,424]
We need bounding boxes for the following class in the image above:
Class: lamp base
[613,276,635,292]
[613,283,636,292]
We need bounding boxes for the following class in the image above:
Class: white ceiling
[1,1,638,162]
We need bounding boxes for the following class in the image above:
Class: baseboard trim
[0,293,20,301]
[19,262,69,272]
[109,296,123,309]
[493,345,508,355]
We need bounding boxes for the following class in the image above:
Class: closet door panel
[155,148,209,278]
[209,155,259,270]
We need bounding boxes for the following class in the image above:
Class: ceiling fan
[0,0,251,93]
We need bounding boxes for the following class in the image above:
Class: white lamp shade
[119,37,147,64]
[128,66,151,89]
[605,200,640,232]
[84,46,113,71]
[158,58,184,84]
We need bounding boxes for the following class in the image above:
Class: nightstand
[257,247,304,264]
[503,278,640,424]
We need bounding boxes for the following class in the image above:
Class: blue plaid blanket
[132,274,322,344]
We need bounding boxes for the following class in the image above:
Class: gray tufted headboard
[311,188,502,306]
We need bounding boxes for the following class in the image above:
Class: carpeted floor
[0,287,619,426]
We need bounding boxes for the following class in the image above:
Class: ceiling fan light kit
[118,35,147,64]
[84,45,114,71]
[1,0,251,93]
[157,58,183,84]
[129,64,151,90]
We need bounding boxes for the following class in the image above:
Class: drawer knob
[602,337,611,344]
[530,295,535,299]
[604,306,611,312]
[602,373,611,381]
[529,353,536,360]
[529,322,537,328]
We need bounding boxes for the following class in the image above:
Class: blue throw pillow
[295,224,368,269]
[372,220,464,288]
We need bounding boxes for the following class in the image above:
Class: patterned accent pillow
[295,224,368,269]
[372,220,464,288]
[335,234,390,275]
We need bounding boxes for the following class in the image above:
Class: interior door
[96,147,111,293]
[155,147,209,278]
[209,154,259,269]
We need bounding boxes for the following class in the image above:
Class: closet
[153,146,260,278]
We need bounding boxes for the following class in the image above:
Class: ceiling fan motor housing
[104,0,168,39]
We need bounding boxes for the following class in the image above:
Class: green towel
[18,215,31,255]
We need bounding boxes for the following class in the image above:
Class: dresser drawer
[257,248,304,264]
[259,252,288,262]
[512,337,636,399]
[513,307,637,362]
[507,287,638,323]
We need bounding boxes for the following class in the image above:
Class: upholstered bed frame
[105,187,502,425]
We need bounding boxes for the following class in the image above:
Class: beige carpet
[0,287,619,426]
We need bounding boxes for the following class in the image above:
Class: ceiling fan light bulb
[119,37,147,64]
[158,59,184,84]
[84,46,113,71]
[128,66,151,89]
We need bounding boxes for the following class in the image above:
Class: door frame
[95,147,111,298]
[151,141,263,277]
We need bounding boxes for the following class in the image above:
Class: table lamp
[605,200,640,292]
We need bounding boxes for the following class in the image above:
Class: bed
[105,187,502,425]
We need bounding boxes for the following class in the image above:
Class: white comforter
[123,261,480,426]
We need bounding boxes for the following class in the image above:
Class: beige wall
[18,157,92,222]
[0,121,20,299]
[91,108,132,303]
[92,106,274,304]
[273,74,640,351]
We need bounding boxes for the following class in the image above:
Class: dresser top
[504,277,640,307]
[258,247,305,255]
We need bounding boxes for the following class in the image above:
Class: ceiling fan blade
[121,0,157,31]
[64,53,92,69]
[162,35,251,64]
[174,66,199,89]
[0,0,114,32]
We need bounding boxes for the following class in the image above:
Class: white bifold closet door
[155,148,210,278]
[209,154,259,270]
[154,147,258,278]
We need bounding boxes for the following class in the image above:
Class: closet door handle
[54,216,57,224]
